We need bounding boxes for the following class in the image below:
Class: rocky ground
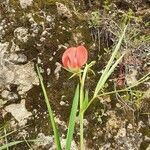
[0,0,150,149]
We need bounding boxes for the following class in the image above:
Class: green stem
[79,112,84,150]
[79,77,84,150]
[79,65,88,150]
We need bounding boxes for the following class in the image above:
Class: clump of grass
[0,126,38,150]
[88,11,101,28]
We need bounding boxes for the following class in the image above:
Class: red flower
[62,46,88,70]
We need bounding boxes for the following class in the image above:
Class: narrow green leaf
[0,125,30,140]
[65,85,79,150]
[88,68,95,75]
[4,128,9,150]
[0,141,23,150]
[0,140,40,150]
[82,90,89,111]
[69,72,80,79]
[23,137,33,150]
[94,53,125,94]
[36,65,62,150]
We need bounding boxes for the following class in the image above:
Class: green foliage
[0,127,38,150]
[103,0,111,11]
[37,65,80,150]
[88,11,101,28]
[36,65,62,150]
[0,140,40,150]
[121,89,150,110]
[82,90,89,111]
[93,25,127,98]
[0,141,23,150]
[65,85,79,150]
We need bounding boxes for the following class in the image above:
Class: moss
[9,0,20,8]
[46,0,70,4]
[33,14,45,24]
[34,0,71,8]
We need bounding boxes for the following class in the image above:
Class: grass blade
[94,25,127,97]
[4,128,9,150]
[0,140,39,150]
[82,90,89,111]
[65,85,79,150]
[0,141,23,150]
[36,65,62,150]
[0,125,30,140]
[95,53,125,94]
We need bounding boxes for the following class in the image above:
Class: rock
[33,133,78,150]
[115,127,142,150]
[125,68,138,86]
[8,53,27,64]
[116,103,121,108]
[115,128,126,138]
[19,0,33,9]
[56,2,72,19]
[0,61,39,95]
[60,100,66,106]
[47,68,51,75]
[4,99,32,126]
[143,88,150,99]
[106,111,122,131]
[61,138,78,150]
[33,133,54,149]
[54,62,62,80]
[1,90,18,101]
[0,42,9,67]
[13,62,39,94]
[14,27,29,43]
[0,41,39,95]
[146,145,150,150]
[0,99,6,108]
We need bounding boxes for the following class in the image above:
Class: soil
[0,0,150,149]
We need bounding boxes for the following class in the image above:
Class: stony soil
[0,0,150,149]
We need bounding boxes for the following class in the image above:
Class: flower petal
[76,46,88,67]
[62,46,88,70]
[62,47,78,68]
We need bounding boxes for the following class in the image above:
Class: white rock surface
[5,99,32,126]
[14,27,29,42]
[19,0,33,9]
[0,42,9,67]
[14,62,39,94]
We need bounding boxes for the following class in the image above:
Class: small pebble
[127,123,133,129]
[47,68,51,75]
[60,100,66,106]
[116,103,121,108]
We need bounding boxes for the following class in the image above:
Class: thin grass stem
[83,72,150,112]
[4,128,9,150]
